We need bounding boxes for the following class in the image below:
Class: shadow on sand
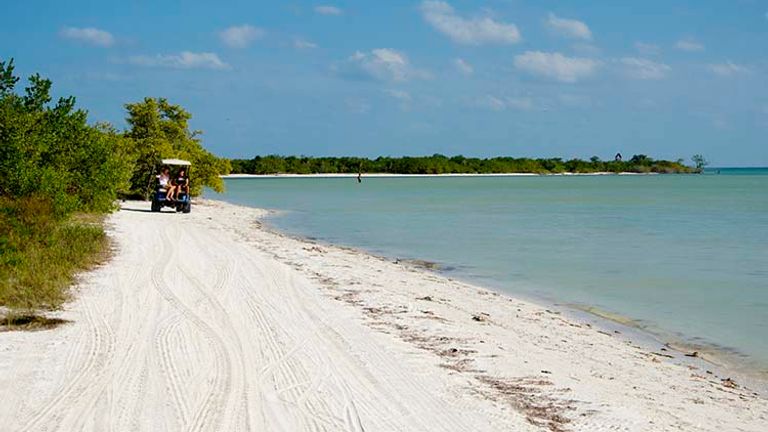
[1,315,71,332]
[119,207,154,213]
[120,207,181,214]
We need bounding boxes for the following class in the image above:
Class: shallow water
[210,170,768,373]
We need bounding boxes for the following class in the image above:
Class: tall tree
[691,154,708,171]
[123,97,230,197]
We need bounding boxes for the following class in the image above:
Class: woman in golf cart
[168,168,189,201]
[157,167,175,200]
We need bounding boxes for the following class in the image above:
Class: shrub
[0,197,108,311]
[0,60,134,217]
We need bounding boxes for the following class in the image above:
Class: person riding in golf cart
[150,159,192,213]
[168,167,189,201]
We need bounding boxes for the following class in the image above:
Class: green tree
[691,154,708,170]
[0,58,20,93]
[0,59,133,216]
[123,97,230,197]
[629,154,652,165]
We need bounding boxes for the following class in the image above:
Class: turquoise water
[211,170,768,372]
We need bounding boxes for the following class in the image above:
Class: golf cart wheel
[183,202,191,213]
[151,200,161,212]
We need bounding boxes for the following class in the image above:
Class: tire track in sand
[16,289,115,431]
[155,313,191,425]
[234,260,366,431]
[177,266,237,432]
[150,224,233,432]
[180,226,274,432]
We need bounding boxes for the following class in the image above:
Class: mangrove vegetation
[230,154,699,175]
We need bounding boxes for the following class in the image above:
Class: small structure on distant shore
[615,153,623,161]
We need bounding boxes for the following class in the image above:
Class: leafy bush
[0,59,133,218]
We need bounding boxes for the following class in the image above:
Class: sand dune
[0,199,765,431]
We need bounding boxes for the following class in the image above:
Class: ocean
[210,169,768,374]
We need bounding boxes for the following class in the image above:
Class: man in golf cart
[151,159,192,213]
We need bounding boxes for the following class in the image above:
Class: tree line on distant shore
[230,154,702,175]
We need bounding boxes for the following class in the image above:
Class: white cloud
[127,52,230,70]
[514,51,599,83]
[294,38,318,49]
[635,42,661,56]
[384,89,412,101]
[675,38,705,52]
[506,97,534,111]
[453,58,474,75]
[420,1,521,45]
[384,89,413,111]
[478,95,506,111]
[60,27,114,47]
[620,57,671,80]
[476,95,534,111]
[315,5,343,15]
[219,25,264,48]
[546,13,592,40]
[339,48,428,82]
[708,61,751,76]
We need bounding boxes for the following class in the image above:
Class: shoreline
[1,198,766,430]
[211,198,768,425]
[248,203,768,394]
[225,196,768,393]
[222,172,662,179]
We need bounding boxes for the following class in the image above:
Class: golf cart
[150,159,192,213]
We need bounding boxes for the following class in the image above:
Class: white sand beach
[0,199,766,431]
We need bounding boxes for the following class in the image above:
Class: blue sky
[2,1,767,165]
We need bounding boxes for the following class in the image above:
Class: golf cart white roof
[162,158,191,166]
